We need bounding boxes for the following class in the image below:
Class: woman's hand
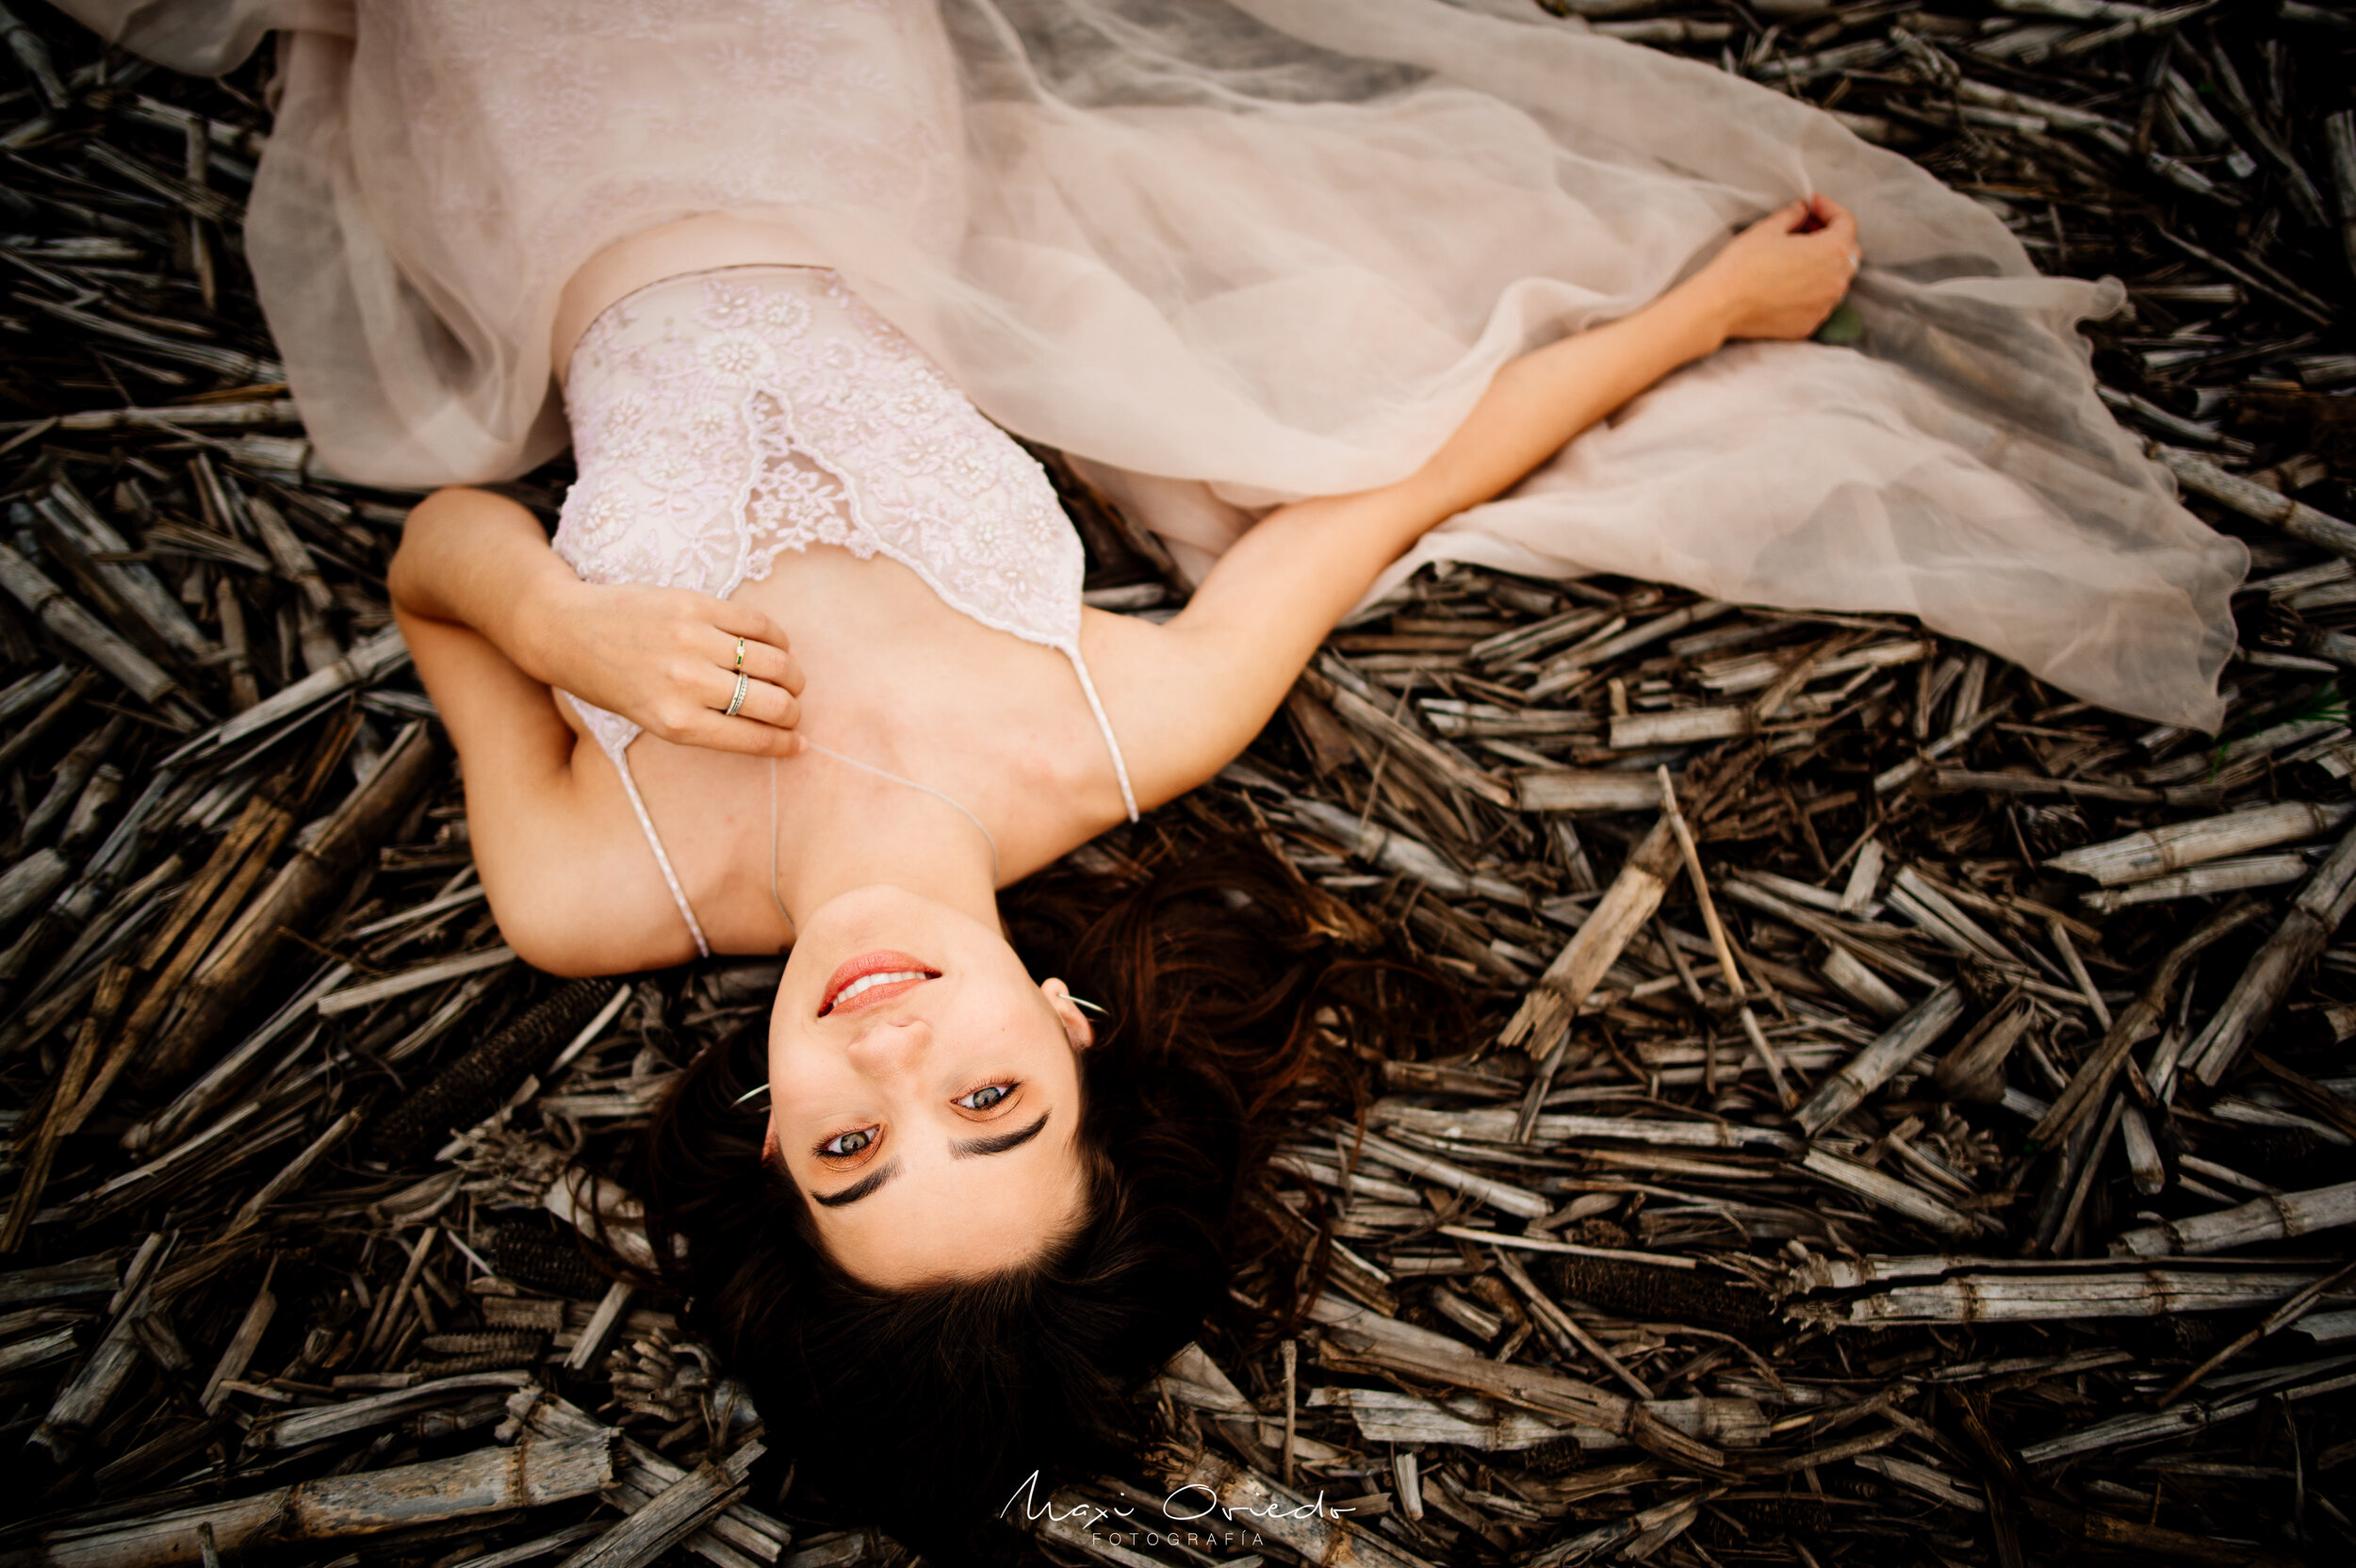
[524,580,807,757]
[1689,194,1861,344]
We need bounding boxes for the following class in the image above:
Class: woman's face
[765,884,1093,1287]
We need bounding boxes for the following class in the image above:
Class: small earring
[1067,996,1109,1018]
[733,1082,772,1105]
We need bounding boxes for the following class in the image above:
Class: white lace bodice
[552,265,1137,956]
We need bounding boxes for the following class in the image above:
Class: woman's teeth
[834,970,929,1005]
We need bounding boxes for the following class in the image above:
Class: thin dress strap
[1063,650,1138,823]
[610,734,714,960]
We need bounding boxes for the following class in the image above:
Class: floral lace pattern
[557,266,1088,643]
[552,266,1136,955]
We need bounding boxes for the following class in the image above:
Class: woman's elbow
[387,486,510,614]
[483,867,689,979]
[489,902,623,979]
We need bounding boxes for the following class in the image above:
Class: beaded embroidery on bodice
[552,265,1137,956]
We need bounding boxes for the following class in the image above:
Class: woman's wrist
[509,573,583,688]
[1654,270,1736,363]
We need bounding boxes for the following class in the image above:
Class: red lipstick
[818,949,938,1017]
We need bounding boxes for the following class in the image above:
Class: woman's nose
[843,1016,929,1077]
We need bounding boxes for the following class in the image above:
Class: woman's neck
[768,743,1002,938]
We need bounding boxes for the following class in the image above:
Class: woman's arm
[390,486,807,756]
[388,491,712,973]
[1094,196,1860,806]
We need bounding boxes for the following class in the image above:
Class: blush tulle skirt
[60,0,2244,728]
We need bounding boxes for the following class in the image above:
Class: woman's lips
[819,949,939,1017]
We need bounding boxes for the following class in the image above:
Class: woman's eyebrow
[812,1158,901,1207]
[951,1110,1050,1159]
[812,1111,1052,1204]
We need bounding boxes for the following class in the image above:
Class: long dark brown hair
[639,837,1461,1559]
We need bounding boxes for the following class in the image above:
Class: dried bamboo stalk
[2112,1180,2356,1258]
[1608,708,1753,749]
[2021,1367,2356,1467]
[1933,997,2034,1105]
[162,625,409,766]
[2049,801,2354,885]
[554,1446,761,1568]
[2079,854,2309,912]
[1819,943,1908,1020]
[507,1390,793,1566]
[199,1275,275,1414]
[1794,985,1962,1136]
[1501,815,1680,1050]
[1370,1102,1795,1152]
[1513,771,1669,813]
[2151,444,2356,560]
[1302,662,1513,808]
[2182,819,2356,1087]
[251,1371,535,1450]
[1529,600,1731,695]
[1345,1128,1550,1220]
[0,669,99,776]
[141,724,442,1088]
[1491,1249,1651,1398]
[13,1435,614,1568]
[1797,1148,1981,1238]
[1306,1387,1573,1451]
[1805,1268,2335,1325]
[223,1108,361,1234]
[0,959,135,1252]
[2328,109,2356,279]
[2031,898,2264,1149]
[1281,798,1523,903]
[0,545,187,716]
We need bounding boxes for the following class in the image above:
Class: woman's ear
[1041,977,1096,1051]
[761,1110,781,1171]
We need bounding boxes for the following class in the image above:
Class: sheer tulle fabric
[59,0,2243,728]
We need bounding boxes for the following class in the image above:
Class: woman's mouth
[819,950,940,1016]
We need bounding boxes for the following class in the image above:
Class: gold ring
[733,636,746,673]
[725,671,749,717]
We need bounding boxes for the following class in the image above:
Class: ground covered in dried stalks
[1,2,2354,1566]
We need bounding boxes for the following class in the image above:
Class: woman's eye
[957,1083,1015,1112]
[819,1126,877,1159]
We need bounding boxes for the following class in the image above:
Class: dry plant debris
[0,2,2353,1565]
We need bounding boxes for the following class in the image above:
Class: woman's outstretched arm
[1094,196,1860,807]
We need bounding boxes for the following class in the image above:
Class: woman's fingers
[707,621,805,699]
[707,665,801,727]
[715,630,805,697]
[713,604,802,674]
[681,715,806,758]
[737,673,801,732]
[669,670,804,757]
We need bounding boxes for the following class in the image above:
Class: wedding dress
[56,0,2246,730]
